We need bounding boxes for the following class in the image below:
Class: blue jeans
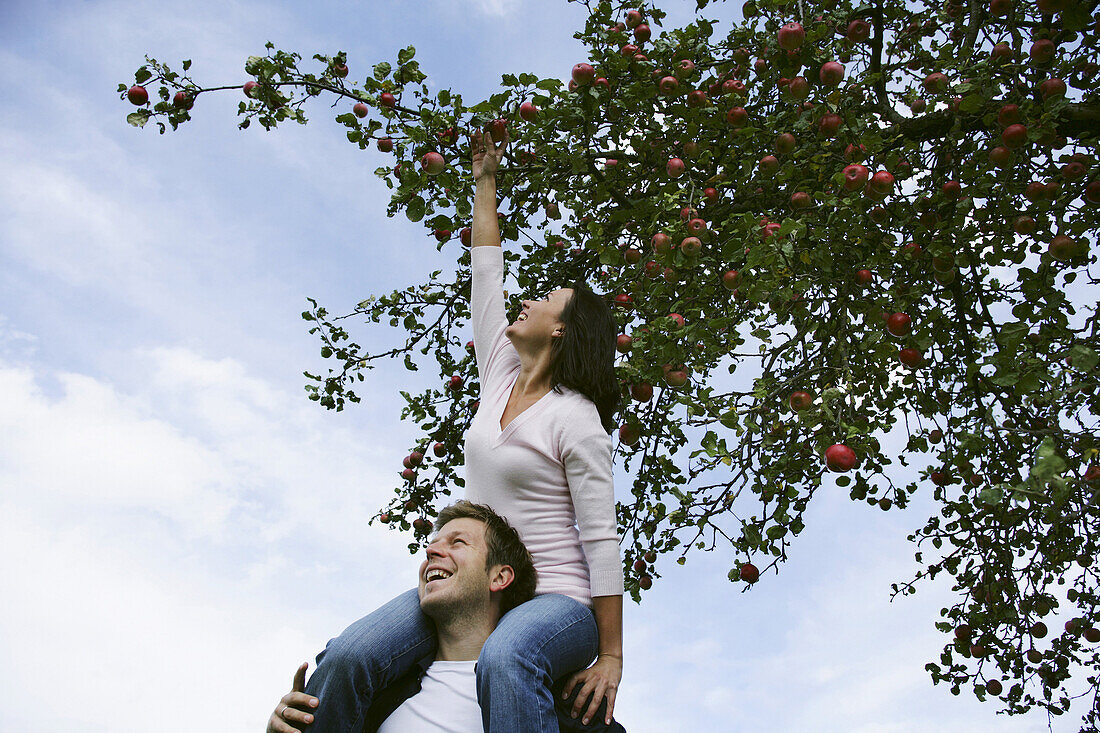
[305,588,436,732]
[304,589,619,732]
[477,593,599,733]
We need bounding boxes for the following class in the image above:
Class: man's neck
[433,608,499,662]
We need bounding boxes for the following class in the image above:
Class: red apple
[619,422,642,446]
[676,59,696,78]
[127,85,150,106]
[243,80,260,98]
[788,76,810,99]
[664,367,689,387]
[616,334,633,354]
[791,191,812,209]
[847,18,871,42]
[1030,39,1055,65]
[986,679,1003,696]
[1086,180,1100,205]
[722,270,741,290]
[726,106,749,127]
[519,101,539,122]
[572,63,596,86]
[923,72,949,93]
[634,23,651,42]
[666,157,686,178]
[942,180,961,199]
[687,90,708,108]
[625,9,643,27]
[778,22,805,50]
[687,218,707,234]
[353,102,369,118]
[652,232,672,253]
[631,382,653,402]
[759,155,779,175]
[433,229,451,242]
[818,113,842,137]
[614,293,634,310]
[988,146,1012,168]
[855,269,873,285]
[868,170,895,196]
[421,151,446,175]
[899,347,923,368]
[379,92,396,108]
[843,164,870,191]
[401,468,416,481]
[680,236,702,256]
[886,312,913,337]
[1062,161,1087,181]
[1002,123,1028,149]
[820,61,844,86]
[703,187,719,203]
[789,391,813,411]
[332,62,349,78]
[988,44,1012,65]
[775,132,797,154]
[1048,234,1078,261]
[739,562,760,583]
[448,375,464,391]
[668,313,686,330]
[171,91,194,110]
[1039,78,1066,99]
[825,444,857,472]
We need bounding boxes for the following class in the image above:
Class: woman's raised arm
[470,129,507,249]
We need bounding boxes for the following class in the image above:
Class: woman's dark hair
[549,281,622,433]
[434,500,537,613]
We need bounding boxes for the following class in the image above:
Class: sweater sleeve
[561,401,624,597]
[469,246,518,388]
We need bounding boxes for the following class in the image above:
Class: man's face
[417,517,493,617]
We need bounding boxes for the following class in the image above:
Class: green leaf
[398,46,416,65]
[182,59,191,71]
[1068,345,1098,372]
[959,95,983,114]
[373,62,392,81]
[405,196,426,222]
[127,110,151,128]
[437,89,450,106]
[1030,437,1067,483]
[135,67,152,84]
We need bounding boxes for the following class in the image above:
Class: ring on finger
[278,704,288,718]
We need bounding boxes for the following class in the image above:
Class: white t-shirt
[377,660,481,733]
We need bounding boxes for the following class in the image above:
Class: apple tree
[121,0,1100,725]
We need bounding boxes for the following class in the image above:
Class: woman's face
[507,288,573,347]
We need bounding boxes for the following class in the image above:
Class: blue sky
[0,1,1060,730]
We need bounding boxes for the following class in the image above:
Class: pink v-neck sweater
[464,246,623,606]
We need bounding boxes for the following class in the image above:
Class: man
[266,501,624,733]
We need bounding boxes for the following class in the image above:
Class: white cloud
[0,344,418,732]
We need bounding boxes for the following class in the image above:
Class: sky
[0,1,1065,731]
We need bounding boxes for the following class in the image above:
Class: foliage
[122,0,1100,725]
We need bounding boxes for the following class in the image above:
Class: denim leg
[475,593,599,733]
[304,588,436,733]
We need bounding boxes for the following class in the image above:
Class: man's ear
[488,564,515,594]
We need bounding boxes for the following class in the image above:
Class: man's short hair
[434,501,537,613]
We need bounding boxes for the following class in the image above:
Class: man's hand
[266,662,319,733]
[470,129,508,181]
[561,654,622,726]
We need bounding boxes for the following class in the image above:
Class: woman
[276,128,624,733]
